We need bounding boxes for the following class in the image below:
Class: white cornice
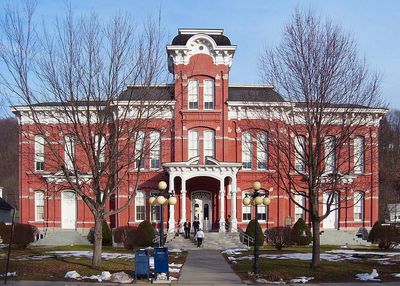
[229,84,275,88]
[178,28,224,35]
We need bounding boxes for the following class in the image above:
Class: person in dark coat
[193,217,200,235]
[183,219,191,239]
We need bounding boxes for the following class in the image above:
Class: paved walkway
[177,249,243,285]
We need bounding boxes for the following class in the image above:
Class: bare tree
[0,2,168,268]
[254,9,385,268]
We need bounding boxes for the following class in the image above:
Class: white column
[219,178,226,232]
[230,176,238,232]
[179,178,187,232]
[168,175,175,233]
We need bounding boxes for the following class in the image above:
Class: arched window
[294,135,306,172]
[150,131,161,169]
[34,191,45,221]
[135,131,145,169]
[203,79,214,110]
[257,132,268,170]
[188,130,199,159]
[354,136,365,174]
[242,132,252,169]
[34,135,45,171]
[135,191,146,221]
[188,80,199,109]
[324,136,335,173]
[203,130,215,159]
[354,191,364,221]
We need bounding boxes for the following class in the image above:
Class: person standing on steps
[183,219,191,239]
[193,217,200,236]
[195,228,205,247]
[225,215,232,232]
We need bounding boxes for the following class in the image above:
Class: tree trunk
[92,217,103,269]
[311,219,321,269]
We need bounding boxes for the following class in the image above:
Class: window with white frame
[203,79,214,110]
[294,135,306,172]
[204,130,215,159]
[354,191,364,221]
[35,191,45,221]
[294,193,306,222]
[354,136,365,174]
[151,205,161,221]
[324,136,335,173]
[95,134,105,170]
[34,135,45,171]
[150,131,161,169]
[257,204,267,220]
[242,132,252,169]
[135,190,146,221]
[257,132,268,170]
[242,192,252,221]
[135,131,145,169]
[188,80,199,109]
[188,130,199,159]
[64,135,75,170]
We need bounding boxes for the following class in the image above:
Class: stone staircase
[33,230,90,246]
[320,229,371,246]
[166,231,249,250]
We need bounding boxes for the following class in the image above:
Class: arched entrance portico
[191,191,212,231]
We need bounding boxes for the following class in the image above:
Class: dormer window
[188,80,199,109]
[204,79,214,110]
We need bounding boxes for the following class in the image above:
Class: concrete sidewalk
[177,249,243,285]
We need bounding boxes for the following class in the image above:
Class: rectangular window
[324,136,335,173]
[204,79,214,110]
[34,135,45,171]
[151,205,161,222]
[188,80,199,109]
[135,131,145,169]
[204,130,215,159]
[354,192,364,221]
[135,191,146,221]
[35,192,45,221]
[295,136,306,172]
[257,132,268,170]
[242,132,252,169]
[242,193,252,221]
[95,135,105,170]
[188,130,199,159]
[150,131,161,169]
[257,204,267,220]
[294,193,306,222]
[354,136,365,174]
[64,136,75,170]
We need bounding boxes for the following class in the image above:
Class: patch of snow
[169,268,180,273]
[65,271,111,282]
[392,273,400,278]
[169,262,183,268]
[0,272,16,277]
[356,269,381,281]
[64,270,80,279]
[340,245,348,248]
[327,249,400,257]
[47,251,134,260]
[290,276,314,283]
[110,271,133,283]
[256,278,286,284]
[222,248,247,255]
[169,248,182,253]
[156,273,177,281]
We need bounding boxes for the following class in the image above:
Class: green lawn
[225,246,400,283]
[0,245,187,281]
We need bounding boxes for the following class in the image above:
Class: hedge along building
[12,28,386,235]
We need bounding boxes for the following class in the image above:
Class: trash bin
[154,247,169,280]
[134,248,150,281]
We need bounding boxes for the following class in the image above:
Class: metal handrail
[223,222,254,247]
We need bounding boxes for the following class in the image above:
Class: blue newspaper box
[134,248,150,281]
[154,247,169,280]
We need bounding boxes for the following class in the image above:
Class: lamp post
[243,181,271,274]
[149,181,177,247]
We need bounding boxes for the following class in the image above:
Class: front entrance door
[61,191,77,229]
[191,191,212,231]
[323,191,339,229]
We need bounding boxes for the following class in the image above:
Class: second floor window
[354,136,365,174]
[324,136,335,173]
[188,130,199,159]
[203,130,215,159]
[188,80,199,109]
[257,132,268,170]
[135,131,145,169]
[34,135,45,171]
[64,135,75,170]
[242,132,252,169]
[203,79,214,109]
[150,131,161,169]
[95,134,105,170]
[295,135,306,172]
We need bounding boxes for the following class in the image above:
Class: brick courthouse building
[13,29,385,235]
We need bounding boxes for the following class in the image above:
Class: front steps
[166,231,249,250]
[320,229,371,246]
[33,230,90,246]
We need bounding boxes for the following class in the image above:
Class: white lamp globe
[254,196,264,205]
[148,196,156,205]
[158,181,167,191]
[156,195,166,205]
[263,196,271,206]
[252,181,261,191]
[243,196,251,206]
[168,196,177,205]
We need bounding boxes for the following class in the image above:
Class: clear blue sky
[2,0,399,108]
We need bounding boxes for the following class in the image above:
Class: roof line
[229,83,274,88]
[126,83,173,87]
[178,28,224,35]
